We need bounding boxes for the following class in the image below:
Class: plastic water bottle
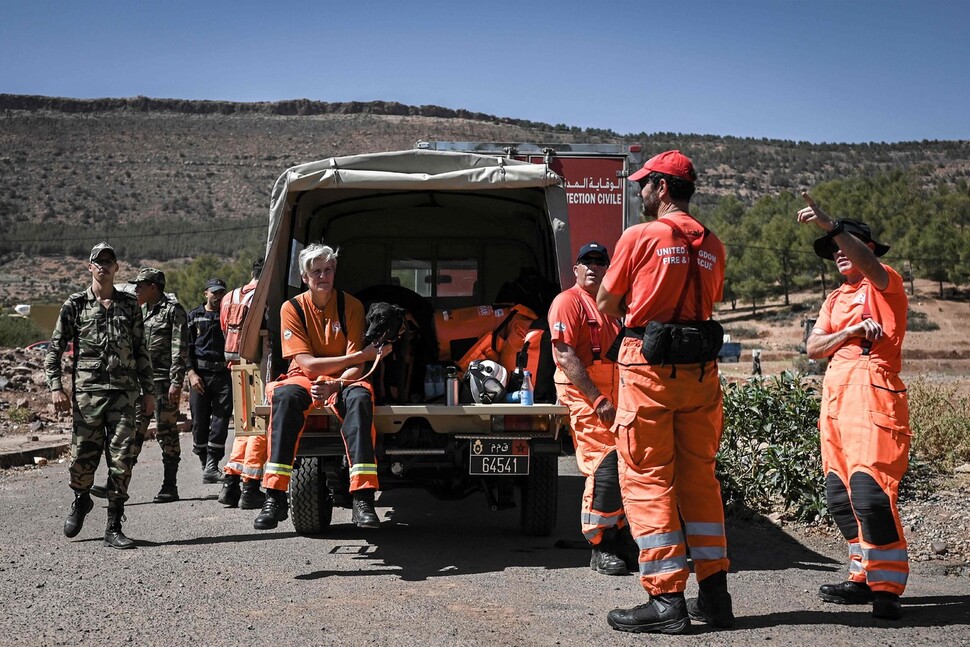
[433,365,445,398]
[519,370,534,406]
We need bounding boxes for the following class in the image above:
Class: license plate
[468,438,530,475]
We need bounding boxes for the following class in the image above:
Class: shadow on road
[288,472,841,582]
[737,594,970,630]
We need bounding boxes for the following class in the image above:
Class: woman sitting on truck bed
[253,243,391,531]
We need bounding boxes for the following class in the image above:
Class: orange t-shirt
[600,212,725,327]
[815,265,907,373]
[279,290,366,378]
[548,284,620,367]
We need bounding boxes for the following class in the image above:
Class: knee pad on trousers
[591,451,623,514]
[848,471,899,546]
[825,471,859,540]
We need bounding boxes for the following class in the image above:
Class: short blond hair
[299,243,339,275]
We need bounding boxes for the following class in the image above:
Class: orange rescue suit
[600,213,729,595]
[549,285,622,545]
[815,266,910,595]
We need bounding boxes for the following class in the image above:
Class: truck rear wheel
[519,454,558,536]
[290,457,334,535]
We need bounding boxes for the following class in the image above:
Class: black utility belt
[606,320,724,365]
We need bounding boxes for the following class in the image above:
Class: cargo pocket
[75,359,102,379]
[867,373,910,436]
[613,407,643,466]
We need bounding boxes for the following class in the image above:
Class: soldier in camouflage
[130,267,189,503]
[45,242,155,549]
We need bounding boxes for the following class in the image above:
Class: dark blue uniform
[187,304,232,466]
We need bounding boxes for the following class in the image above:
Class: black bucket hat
[813,218,890,260]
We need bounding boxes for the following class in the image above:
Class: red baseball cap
[628,150,696,183]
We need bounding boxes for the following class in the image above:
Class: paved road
[1,433,968,646]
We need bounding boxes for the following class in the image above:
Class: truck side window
[391,259,433,297]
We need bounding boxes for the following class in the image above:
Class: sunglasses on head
[579,256,608,267]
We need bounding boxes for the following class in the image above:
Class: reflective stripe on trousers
[556,362,624,545]
[614,338,729,595]
[820,359,910,595]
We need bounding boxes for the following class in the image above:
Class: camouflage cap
[131,267,166,287]
[89,242,117,263]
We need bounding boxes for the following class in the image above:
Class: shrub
[0,315,46,348]
[907,309,939,332]
[719,372,825,521]
[907,375,970,471]
[8,406,35,424]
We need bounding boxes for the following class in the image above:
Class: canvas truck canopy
[239,149,571,362]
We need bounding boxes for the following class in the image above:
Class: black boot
[590,538,628,575]
[616,524,640,572]
[351,489,380,528]
[153,463,180,503]
[253,488,289,530]
[239,478,266,510]
[64,491,94,538]
[687,570,735,628]
[818,580,873,605]
[202,456,223,484]
[104,507,136,549]
[218,474,242,507]
[872,592,903,620]
[607,593,690,635]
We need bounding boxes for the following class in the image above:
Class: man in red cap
[597,151,732,634]
[798,192,909,621]
[548,241,628,575]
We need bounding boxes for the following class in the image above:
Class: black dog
[364,302,407,346]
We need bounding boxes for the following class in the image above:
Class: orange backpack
[223,284,257,361]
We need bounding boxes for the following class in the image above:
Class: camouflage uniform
[45,287,154,508]
[131,293,188,466]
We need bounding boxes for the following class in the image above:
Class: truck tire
[290,457,334,535]
[519,454,558,537]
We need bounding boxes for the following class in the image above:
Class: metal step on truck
[234,149,583,537]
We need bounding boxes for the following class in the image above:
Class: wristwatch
[828,220,845,237]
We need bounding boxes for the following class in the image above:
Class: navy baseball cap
[205,278,227,292]
[576,242,610,263]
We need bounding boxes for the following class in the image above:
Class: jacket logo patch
[283,329,292,340]
[853,292,867,305]
[553,321,566,332]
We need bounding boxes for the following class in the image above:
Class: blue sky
[1,0,967,144]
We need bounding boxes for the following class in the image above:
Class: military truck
[237,149,574,537]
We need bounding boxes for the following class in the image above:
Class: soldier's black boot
[607,593,690,635]
[238,478,266,510]
[687,570,735,628]
[590,537,628,576]
[253,488,288,530]
[202,456,224,484]
[218,474,242,507]
[104,507,136,549]
[64,490,93,538]
[351,489,380,529]
[153,463,180,503]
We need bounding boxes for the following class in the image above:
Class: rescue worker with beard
[597,151,732,634]
[799,192,909,621]
[253,243,390,531]
[548,242,630,575]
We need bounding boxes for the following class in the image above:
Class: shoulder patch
[283,329,293,340]
[553,321,566,332]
